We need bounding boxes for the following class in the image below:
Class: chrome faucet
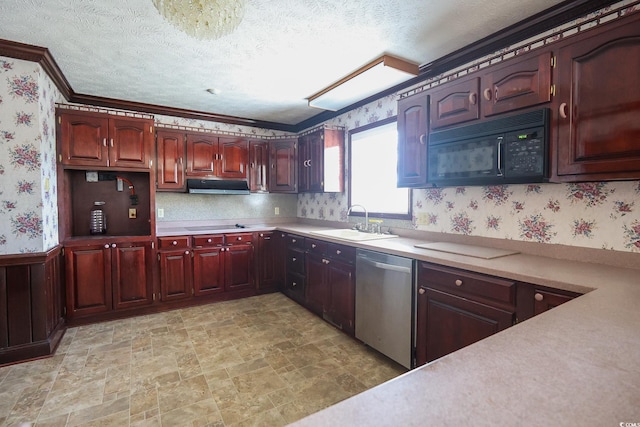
[347,204,368,232]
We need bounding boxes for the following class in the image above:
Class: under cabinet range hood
[186,179,250,195]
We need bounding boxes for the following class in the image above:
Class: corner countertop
[156,221,640,424]
[270,224,640,426]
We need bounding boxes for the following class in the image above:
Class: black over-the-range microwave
[427,108,550,186]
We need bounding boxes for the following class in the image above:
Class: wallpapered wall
[297,2,640,254]
[0,57,61,255]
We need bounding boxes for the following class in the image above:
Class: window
[349,117,411,219]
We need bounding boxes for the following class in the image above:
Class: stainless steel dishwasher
[355,249,414,369]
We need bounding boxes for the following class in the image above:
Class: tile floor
[0,293,407,426]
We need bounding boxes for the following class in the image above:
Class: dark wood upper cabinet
[249,140,269,192]
[269,138,297,193]
[156,129,186,191]
[397,91,429,187]
[429,77,480,130]
[218,137,249,179]
[555,15,640,180]
[482,51,552,117]
[58,110,152,170]
[298,128,344,193]
[185,133,248,179]
[186,133,218,176]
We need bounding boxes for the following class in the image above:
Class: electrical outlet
[416,212,430,225]
[157,208,164,218]
[128,208,137,219]
[274,207,280,215]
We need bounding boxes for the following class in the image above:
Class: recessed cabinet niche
[63,170,151,237]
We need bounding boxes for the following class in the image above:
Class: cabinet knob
[483,88,492,101]
[111,243,116,248]
[559,102,568,119]
[311,243,316,248]
[185,250,190,255]
[455,279,463,287]
[419,134,426,145]
[534,293,544,302]
[468,92,477,105]
[292,239,296,243]
[336,249,341,255]
[104,244,110,249]
[102,138,107,147]
[292,257,297,262]
[292,282,297,287]
[418,288,426,295]
[172,240,177,246]
[260,233,264,237]
[207,238,212,243]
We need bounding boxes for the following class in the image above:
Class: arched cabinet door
[397,91,429,187]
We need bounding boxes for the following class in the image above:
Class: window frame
[347,116,412,220]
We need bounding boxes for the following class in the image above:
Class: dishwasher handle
[358,256,412,274]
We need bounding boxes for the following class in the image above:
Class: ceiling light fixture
[307,54,420,111]
[152,0,245,40]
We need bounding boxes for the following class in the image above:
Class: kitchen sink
[309,229,399,242]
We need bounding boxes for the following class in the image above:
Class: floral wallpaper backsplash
[0,56,61,255]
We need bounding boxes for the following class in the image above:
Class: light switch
[157,208,164,218]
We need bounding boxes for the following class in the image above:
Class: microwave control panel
[503,127,546,177]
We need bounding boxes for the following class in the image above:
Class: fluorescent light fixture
[307,55,419,111]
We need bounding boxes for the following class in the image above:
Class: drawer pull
[418,288,425,295]
[207,238,212,243]
[534,293,544,302]
[336,250,341,255]
[185,250,190,255]
[104,244,110,249]
[237,237,242,241]
[292,239,297,243]
[312,243,316,248]
[292,282,297,287]
[455,279,463,287]
[111,243,116,248]
[172,240,177,246]
[292,257,297,262]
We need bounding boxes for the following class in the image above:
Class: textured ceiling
[0,0,564,126]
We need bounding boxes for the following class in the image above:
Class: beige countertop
[157,220,640,425]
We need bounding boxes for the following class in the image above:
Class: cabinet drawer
[327,243,356,264]
[158,236,190,249]
[193,235,224,247]
[305,238,327,256]
[286,234,305,250]
[224,233,253,245]
[287,248,305,275]
[419,262,515,308]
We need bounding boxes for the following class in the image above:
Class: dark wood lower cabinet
[66,238,155,318]
[416,287,513,365]
[516,282,581,322]
[159,248,193,301]
[254,232,280,292]
[224,244,254,292]
[325,258,355,336]
[193,247,224,296]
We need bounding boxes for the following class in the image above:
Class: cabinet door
[307,132,325,192]
[556,18,640,179]
[397,91,429,187]
[59,112,109,167]
[159,249,192,301]
[224,244,254,292]
[219,137,248,179]
[429,77,480,129]
[305,254,329,315]
[297,136,310,192]
[482,51,552,117]
[249,141,269,192]
[416,287,513,366]
[270,139,297,193]
[193,247,224,296]
[255,232,278,292]
[156,129,186,191]
[112,241,153,309]
[64,244,112,316]
[327,260,355,336]
[109,117,152,169]
[186,133,218,176]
